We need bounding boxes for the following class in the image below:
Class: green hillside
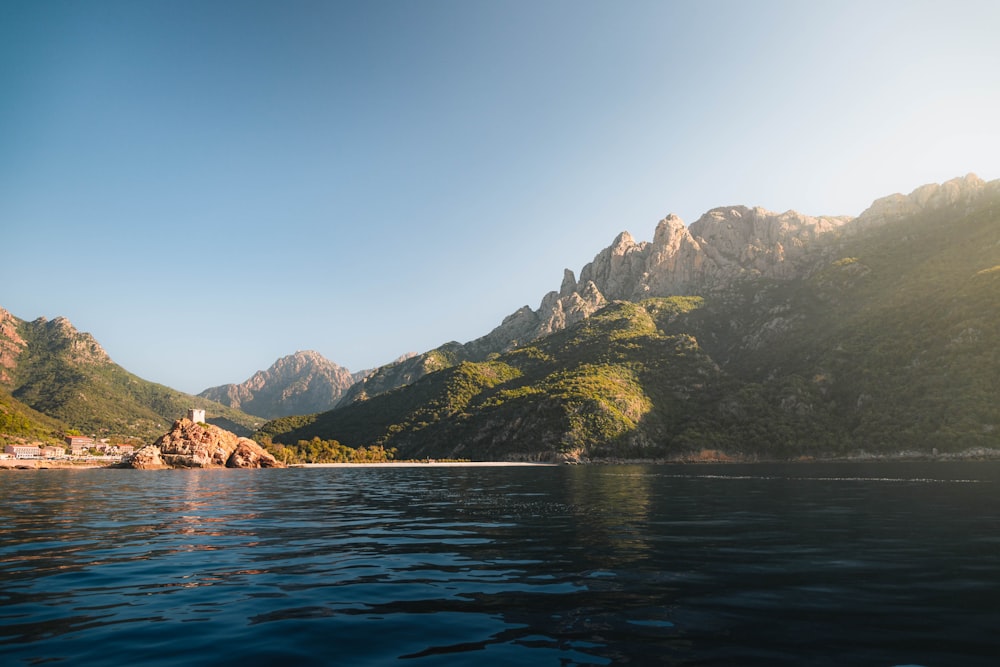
[0,390,70,445]
[261,192,1000,461]
[1,314,265,442]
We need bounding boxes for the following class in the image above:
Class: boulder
[227,439,282,468]
[121,444,167,469]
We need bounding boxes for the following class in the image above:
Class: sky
[2,0,999,394]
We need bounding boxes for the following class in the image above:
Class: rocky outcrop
[126,444,167,469]
[124,418,282,469]
[228,439,280,468]
[199,350,366,419]
[38,316,112,366]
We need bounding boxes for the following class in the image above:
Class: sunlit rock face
[479,207,851,355]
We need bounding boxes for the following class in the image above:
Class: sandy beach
[292,461,559,468]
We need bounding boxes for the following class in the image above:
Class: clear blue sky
[2,0,998,394]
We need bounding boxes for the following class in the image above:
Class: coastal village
[0,408,207,464]
[2,436,135,463]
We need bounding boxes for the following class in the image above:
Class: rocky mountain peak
[270,350,331,375]
[610,230,639,253]
[559,269,577,297]
[198,350,362,419]
[24,314,112,366]
[652,213,687,245]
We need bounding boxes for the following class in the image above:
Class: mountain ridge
[343,174,996,407]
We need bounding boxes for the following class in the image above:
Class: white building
[187,408,206,423]
[5,444,40,459]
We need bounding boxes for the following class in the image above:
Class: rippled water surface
[2,462,1000,666]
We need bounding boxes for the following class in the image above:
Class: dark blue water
[2,462,999,666]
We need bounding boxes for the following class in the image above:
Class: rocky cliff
[124,418,282,469]
[199,350,365,419]
[0,308,27,385]
[473,205,852,352]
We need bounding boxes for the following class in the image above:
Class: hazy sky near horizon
[2,0,999,394]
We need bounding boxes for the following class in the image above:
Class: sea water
[2,462,999,666]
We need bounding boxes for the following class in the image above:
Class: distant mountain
[198,350,365,419]
[0,309,263,441]
[261,175,1000,461]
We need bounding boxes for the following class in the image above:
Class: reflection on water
[1,462,1000,666]
[566,465,653,565]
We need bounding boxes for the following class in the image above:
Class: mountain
[0,309,264,441]
[342,175,994,405]
[341,194,856,405]
[260,174,1000,461]
[198,350,365,419]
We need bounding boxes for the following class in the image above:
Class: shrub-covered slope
[0,390,70,445]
